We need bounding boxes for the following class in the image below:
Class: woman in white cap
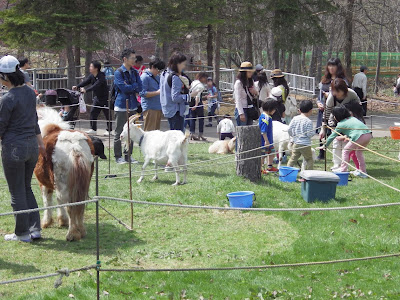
[0,55,46,242]
[234,62,259,126]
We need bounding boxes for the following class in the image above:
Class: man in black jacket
[73,61,111,135]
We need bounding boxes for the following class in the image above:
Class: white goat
[208,137,237,154]
[120,115,189,185]
[272,121,290,169]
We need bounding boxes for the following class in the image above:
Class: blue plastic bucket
[279,167,300,183]
[226,191,255,208]
[334,172,350,186]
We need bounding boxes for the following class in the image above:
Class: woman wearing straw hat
[0,55,46,242]
[234,62,259,126]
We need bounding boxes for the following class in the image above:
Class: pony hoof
[78,226,87,238]
[137,178,143,184]
[42,218,53,228]
[172,182,180,186]
[66,230,81,241]
[151,176,158,182]
[57,216,68,227]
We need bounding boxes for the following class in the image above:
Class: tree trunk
[162,41,170,63]
[85,50,92,77]
[287,52,293,73]
[66,38,76,89]
[207,24,214,67]
[342,0,356,80]
[244,28,253,63]
[214,23,222,89]
[374,22,384,94]
[308,45,317,77]
[74,46,81,78]
[280,51,286,70]
[273,43,280,69]
[236,125,262,182]
[292,53,300,74]
[316,45,323,81]
[301,47,307,74]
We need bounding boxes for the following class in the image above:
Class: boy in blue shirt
[259,99,278,173]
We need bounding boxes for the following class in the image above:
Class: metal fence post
[95,156,100,300]
[32,69,37,91]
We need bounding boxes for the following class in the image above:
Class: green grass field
[1,138,400,299]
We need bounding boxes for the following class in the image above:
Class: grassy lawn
[1,137,400,299]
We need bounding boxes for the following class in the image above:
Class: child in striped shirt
[287,100,315,170]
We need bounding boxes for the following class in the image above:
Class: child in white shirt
[217,114,235,140]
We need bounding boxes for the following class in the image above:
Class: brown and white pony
[34,107,94,241]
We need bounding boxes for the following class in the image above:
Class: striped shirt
[288,114,314,146]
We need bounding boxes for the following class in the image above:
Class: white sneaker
[330,165,340,171]
[86,129,97,135]
[104,130,113,136]
[30,230,42,240]
[116,157,127,164]
[351,170,368,178]
[331,167,342,173]
[4,233,31,242]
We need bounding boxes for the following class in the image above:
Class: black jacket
[77,71,109,102]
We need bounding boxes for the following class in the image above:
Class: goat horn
[128,114,141,124]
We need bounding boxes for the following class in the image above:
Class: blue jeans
[190,106,204,134]
[168,111,185,132]
[235,108,253,126]
[208,103,218,123]
[2,138,40,236]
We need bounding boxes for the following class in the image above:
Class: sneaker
[205,124,213,127]
[103,130,113,136]
[273,157,279,164]
[86,129,97,135]
[30,230,42,240]
[331,167,342,173]
[125,157,139,164]
[351,170,368,178]
[281,155,288,164]
[116,157,127,164]
[4,233,31,242]
[330,165,340,171]
[267,166,279,173]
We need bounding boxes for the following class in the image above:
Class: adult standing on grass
[0,55,46,242]
[316,58,348,160]
[18,58,33,88]
[73,61,111,136]
[113,48,142,165]
[234,62,259,126]
[140,57,165,131]
[189,72,208,140]
[160,52,191,131]
[352,66,368,116]
[320,78,361,171]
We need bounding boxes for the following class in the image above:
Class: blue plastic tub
[279,166,300,183]
[334,172,350,186]
[227,191,255,208]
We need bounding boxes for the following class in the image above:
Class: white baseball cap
[271,86,283,98]
[0,55,20,73]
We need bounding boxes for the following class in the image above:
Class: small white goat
[208,137,237,154]
[120,115,189,185]
[272,121,290,169]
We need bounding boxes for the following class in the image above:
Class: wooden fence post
[236,125,261,182]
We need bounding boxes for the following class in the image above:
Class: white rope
[96,195,400,211]
[0,199,98,217]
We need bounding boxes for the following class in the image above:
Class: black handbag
[245,87,260,120]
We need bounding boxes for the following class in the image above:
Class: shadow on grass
[31,222,145,256]
[367,168,398,179]
[0,258,40,274]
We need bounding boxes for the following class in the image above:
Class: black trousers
[90,98,112,131]
[354,87,367,116]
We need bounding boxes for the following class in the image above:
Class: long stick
[126,99,133,230]
[95,157,100,300]
[108,98,111,175]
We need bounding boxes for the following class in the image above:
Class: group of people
[249,57,372,177]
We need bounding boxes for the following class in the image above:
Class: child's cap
[271,86,282,98]
[207,77,213,81]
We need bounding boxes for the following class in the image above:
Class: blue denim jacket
[140,70,161,111]
[113,64,142,111]
[160,68,189,118]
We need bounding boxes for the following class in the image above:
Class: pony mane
[37,106,70,137]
